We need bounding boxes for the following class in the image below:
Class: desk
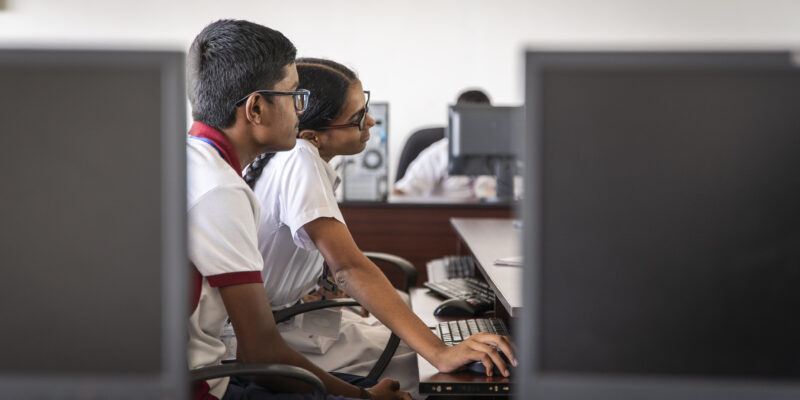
[339,200,514,285]
[449,218,522,318]
[412,217,522,397]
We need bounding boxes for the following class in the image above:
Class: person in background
[392,90,495,199]
[186,20,407,400]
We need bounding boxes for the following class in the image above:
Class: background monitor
[520,51,800,399]
[447,104,523,202]
[0,49,187,398]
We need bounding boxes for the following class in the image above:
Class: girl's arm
[303,217,517,376]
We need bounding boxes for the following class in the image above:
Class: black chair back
[394,127,445,182]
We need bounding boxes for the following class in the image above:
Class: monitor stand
[481,157,515,204]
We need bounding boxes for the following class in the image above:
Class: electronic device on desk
[425,277,495,316]
[467,350,514,377]
[0,49,186,398]
[421,318,514,396]
[447,104,523,203]
[520,51,800,399]
[433,298,477,317]
[426,254,475,282]
[338,102,389,201]
[435,318,509,346]
[434,318,514,375]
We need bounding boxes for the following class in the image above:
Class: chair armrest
[273,298,360,323]
[190,363,326,400]
[364,251,417,292]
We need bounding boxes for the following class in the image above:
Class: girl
[246,58,516,391]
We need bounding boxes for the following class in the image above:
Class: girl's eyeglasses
[318,91,371,131]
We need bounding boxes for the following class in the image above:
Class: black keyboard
[433,318,509,346]
[446,255,475,278]
[424,277,495,311]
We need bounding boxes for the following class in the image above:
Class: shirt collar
[296,139,342,191]
[188,121,242,175]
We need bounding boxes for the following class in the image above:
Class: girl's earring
[308,135,320,148]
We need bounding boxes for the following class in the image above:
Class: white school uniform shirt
[394,138,496,198]
[186,132,264,400]
[251,139,346,308]
[251,140,421,397]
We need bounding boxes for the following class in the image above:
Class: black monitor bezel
[0,48,187,398]
[446,104,522,176]
[519,50,800,399]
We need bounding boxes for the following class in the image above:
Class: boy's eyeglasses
[234,89,311,112]
[318,91,371,131]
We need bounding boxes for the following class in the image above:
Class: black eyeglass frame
[317,90,371,131]
[234,89,311,112]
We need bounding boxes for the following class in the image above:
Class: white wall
[2,0,799,183]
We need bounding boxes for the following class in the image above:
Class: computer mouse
[467,350,514,376]
[433,298,477,317]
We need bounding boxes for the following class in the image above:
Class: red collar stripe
[188,121,241,175]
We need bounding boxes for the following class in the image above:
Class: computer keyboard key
[424,277,495,315]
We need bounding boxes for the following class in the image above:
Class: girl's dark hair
[187,19,297,130]
[245,58,358,188]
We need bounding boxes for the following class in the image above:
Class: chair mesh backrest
[394,127,445,182]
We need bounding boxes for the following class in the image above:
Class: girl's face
[315,80,375,161]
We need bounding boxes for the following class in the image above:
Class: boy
[186,19,407,400]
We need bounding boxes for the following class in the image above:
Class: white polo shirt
[394,138,496,198]
[251,139,346,308]
[187,122,264,400]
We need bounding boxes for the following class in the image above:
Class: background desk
[339,199,514,285]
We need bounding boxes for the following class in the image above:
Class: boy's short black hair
[187,19,297,129]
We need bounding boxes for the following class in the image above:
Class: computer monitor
[0,49,187,398]
[447,104,523,202]
[520,51,800,399]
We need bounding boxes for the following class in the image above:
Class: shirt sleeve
[394,138,449,196]
[279,150,345,250]
[189,185,264,287]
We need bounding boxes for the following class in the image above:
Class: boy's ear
[244,93,264,125]
[298,129,319,147]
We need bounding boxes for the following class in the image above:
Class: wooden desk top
[450,218,522,318]
[411,288,512,389]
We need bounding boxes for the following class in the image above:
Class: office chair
[272,252,417,382]
[190,253,414,397]
[191,363,327,400]
[394,127,445,182]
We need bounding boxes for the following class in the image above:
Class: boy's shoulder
[187,139,250,205]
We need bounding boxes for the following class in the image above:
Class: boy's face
[254,63,300,151]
